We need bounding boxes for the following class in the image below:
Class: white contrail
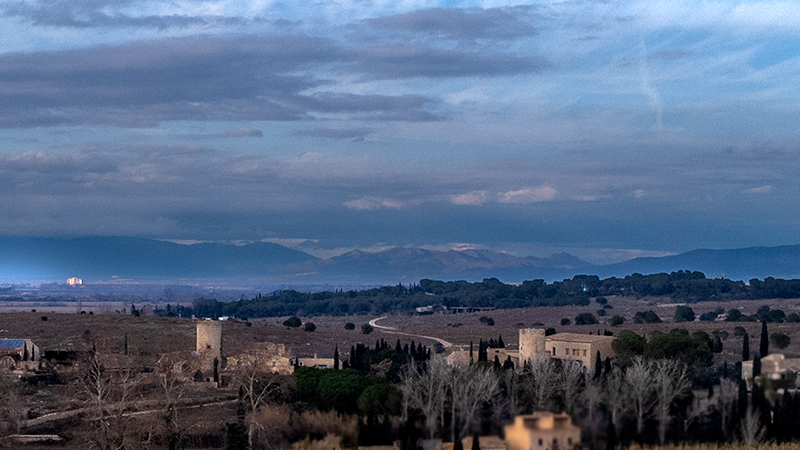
[639,40,663,133]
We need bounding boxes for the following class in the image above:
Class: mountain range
[2,236,800,284]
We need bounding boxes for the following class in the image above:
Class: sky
[1,0,800,265]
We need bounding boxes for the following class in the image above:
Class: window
[583,349,587,356]
[565,348,569,355]
[539,439,543,446]
[568,438,573,445]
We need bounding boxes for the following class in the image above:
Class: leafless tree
[740,405,765,448]
[502,369,524,418]
[715,378,739,440]
[83,350,138,450]
[526,358,559,411]
[559,361,585,416]
[238,364,288,449]
[625,356,654,437]
[652,359,690,444]
[603,369,626,437]
[683,396,713,435]
[581,379,604,445]
[399,356,449,439]
[449,365,500,441]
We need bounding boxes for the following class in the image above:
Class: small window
[539,439,543,446]
[568,438,573,445]
[565,348,569,355]
[583,349,587,356]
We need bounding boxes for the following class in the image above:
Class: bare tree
[502,369,524,418]
[716,378,739,440]
[740,405,765,448]
[625,356,654,437]
[559,361,585,416]
[83,350,138,450]
[581,379,604,445]
[399,356,449,439]
[652,359,690,444]
[602,369,626,437]
[449,365,500,441]
[238,364,288,449]
[526,358,558,411]
[683,396,712,436]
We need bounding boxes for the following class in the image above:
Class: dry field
[3,294,800,364]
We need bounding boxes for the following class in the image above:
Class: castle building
[518,329,615,369]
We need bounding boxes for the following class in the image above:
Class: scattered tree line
[184,272,800,319]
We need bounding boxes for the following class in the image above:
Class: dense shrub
[361,324,374,334]
[770,332,791,349]
[560,318,571,325]
[675,306,696,322]
[344,322,356,330]
[283,317,302,328]
[304,322,317,332]
[610,315,625,326]
[575,313,598,325]
[633,310,662,324]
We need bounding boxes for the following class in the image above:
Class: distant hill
[2,237,800,283]
[597,245,800,281]
[0,237,318,280]
[313,247,594,283]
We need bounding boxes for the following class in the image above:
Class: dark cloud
[0,35,443,127]
[649,50,692,60]
[350,44,545,79]
[294,128,373,139]
[222,127,263,137]
[362,6,537,43]
[2,0,241,29]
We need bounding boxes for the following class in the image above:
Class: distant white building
[67,277,82,286]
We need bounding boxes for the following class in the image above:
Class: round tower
[196,320,222,359]
[519,328,546,365]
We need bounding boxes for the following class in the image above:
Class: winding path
[368,317,454,348]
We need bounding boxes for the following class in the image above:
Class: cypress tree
[742,332,750,361]
[469,341,474,365]
[472,434,480,450]
[454,439,464,450]
[334,345,340,370]
[593,351,602,379]
[494,355,501,369]
[760,321,769,357]
[498,335,505,348]
[753,352,762,377]
[503,356,515,371]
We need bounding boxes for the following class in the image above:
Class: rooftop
[547,333,615,344]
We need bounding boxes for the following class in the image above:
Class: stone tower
[519,328,546,366]
[196,320,222,360]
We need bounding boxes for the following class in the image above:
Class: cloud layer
[2,0,800,261]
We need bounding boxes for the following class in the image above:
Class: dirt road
[368,317,454,348]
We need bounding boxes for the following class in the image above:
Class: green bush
[304,322,317,332]
[610,315,625,326]
[560,318,571,326]
[675,306,696,322]
[771,332,791,349]
[575,313,598,325]
[344,322,356,330]
[361,324,374,334]
[633,310,661,324]
[283,316,302,327]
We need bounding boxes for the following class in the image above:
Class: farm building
[0,338,40,370]
[505,412,581,450]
